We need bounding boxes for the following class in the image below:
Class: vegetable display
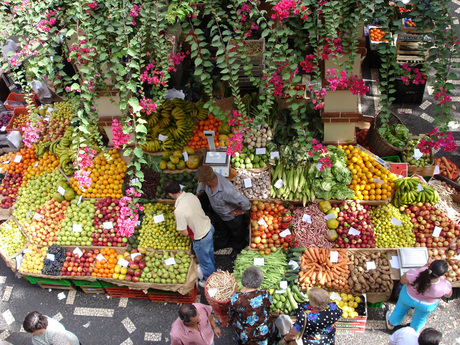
[393,177,439,206]
[205,271,237,301]
[234,169,271,199]
[428,248,460,284]
[402,139,432,167]
[347,251,393,293]
[231,147,269,169]
[270,285,307,315]
[434,157,458,181]
[378,123,409,148]
[291,204,332,249]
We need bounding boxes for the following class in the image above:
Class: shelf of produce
[6,107,28,134]
[0,216,27,272]
[336,294,367,333]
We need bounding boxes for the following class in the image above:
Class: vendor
[196,165,251,259]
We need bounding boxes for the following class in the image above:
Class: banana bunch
[393,177,439,206]
[50,126,76,176]
[143,98,198,152]
[195,100,208,121]
[269,162,313,205]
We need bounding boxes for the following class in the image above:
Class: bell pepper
[281,222,290,229]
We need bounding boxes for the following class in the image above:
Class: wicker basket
[367,112,407,157]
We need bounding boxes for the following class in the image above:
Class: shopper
[196,165,251,259]
[23,311,80,345]
[228,266,279,345]
[163,178,216,285]
[282,287,343,345]
[170,303,221,345]
[386,260,452,333]
[389,327,442,345]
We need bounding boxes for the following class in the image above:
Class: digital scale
[203,130,230,177]
[397,247,429,276]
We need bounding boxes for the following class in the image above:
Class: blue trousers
[192,225,216,281]
[389,285,439,333]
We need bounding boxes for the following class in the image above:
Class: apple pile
[113,249,146,283]
[92,197,127,247]
[39,101,74,142]
[0,172,23,209]
[144,250,191,284]
[428,247,460,283]
[331,201,376,248]
[0,218,27,256]
[19,245,48,274]
[57,200,96,246]
[61,249,97,277]
[22,199,70,246]
[406,202,460,248]
[42,244,66,276]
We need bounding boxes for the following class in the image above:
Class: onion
[447,250,456,257]
[449,242,457,250]
[432,248,439,256]
[448,271,456,277]
[452,264,459,271]
[438,249,446,255]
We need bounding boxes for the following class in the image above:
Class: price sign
[434,165,440,175]
[373,178,384,184]
[417,183,424,192]
[182,151,189,162]
[279,229,291,238]
[131,253,142,260]
[13,155,22,163]
[33,213,43,220]
[158,134,168,141]
[46,254,55,261]
[57,186,66,196]
[0,126,5,132]
[302,214,311,223]
[288,260,299,270]
[324,213,335,221]
[432,226,442,238]
[0,168,2,173]
[164,257,176,266]
[77,195,82,205]
[348,227,361,236]
[366,261,376,270]
[103,222,113,229]
[117,258,129,267]
[96,254,106,262]
[2,161,9,164]
[208,288,218,298]
[73,247,83,258]
[72,224,82,232]
[254,258,264,266]
[256,148,266,155]
[270,151,280,159]
[243,178,252,188]
[258,218,268,228]
[391,217,402,226]
[274,179,283,189]
[154,214,165,223]
[280,281,288,289]
[26,210,32,217]
[4,222,11,230]
[330,292,342,301]
[34,162,38,167]
[330,251,339,263]
[413,149,423,160]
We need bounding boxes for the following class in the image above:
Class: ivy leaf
[133,147,143,158]
[195,57,202,66]
[70,83,80,91]
[128,97,142,113]
[136,124,147,134]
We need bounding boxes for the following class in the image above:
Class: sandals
[385,310,394,331]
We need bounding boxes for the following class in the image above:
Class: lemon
[354,296,361,303]
[342,311,349,318]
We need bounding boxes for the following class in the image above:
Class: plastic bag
[31,80,52,103]
[275,314,294,336]
[164,88,185,100]
[196,264,204,280]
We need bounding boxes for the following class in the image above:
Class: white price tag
[243,178,252,188]
[131,253,142,260]
[154,214,165,223]
[391,217,402,226]
[366,261,376,270]
[288,260,299,270]
[77,195,82,205]
[270,151,280,159]
[57,186,66,196]
[164,257,176,266]
[72,224,82,232]
[373,178,384,184]
[274,179,283,189]
[330,251,339,263]
[103,222,113,229]
[158,134,168,141]
[47,107,54,113]
[73,247,83,258]
[434,165,440,175]
[0,126,5,131]
[4,222,11,230]
[453,254,460,261]
[258,218,268,228]
[46,253,55,261]
[34,162,38,167]
[96,254,106,261]
[16,254,23,270]
[2,161,9,164]
[330,292,342,301]
[180,184,185,190]
[302,214,312,223]
[26,210,32,217]
[117,258,129,267]
[324,213,336,221]
[208,288,218,298]
[256,148,266,155]
[432,226,442,238]
[254,258,264,266]
[182,151,189,162]
[413,148,423,160]
[279,229,291,238]
[33,213,43,220]
[136,221,141,226]
[23,249,32,253]
[316,163,323,171]
[389,256,401,269]
[275,289,286,294]
[417,183,424,192]
[280,281,288,289]
[0,168,2,173]
[13,155,22,163]
[348,227,361,236]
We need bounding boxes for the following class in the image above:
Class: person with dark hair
[389,326,442,345]
[23,311,80,345]
[228,266,279,345]
[386,260,452,333]
[195,165,251,259]
[163,178,215,286]
[170,303,221,345]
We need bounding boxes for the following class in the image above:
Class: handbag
[286,311,307,345]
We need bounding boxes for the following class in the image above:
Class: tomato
[275,239,281,245]
[258,225,266,231]
[261,233,267,239]
[268,225,274,232]
[264,248,271,255]
[268,238,274,244]
[252,230,261,237]
[251,205,258,212]
[273,223,279,230]
[283,242,289,248]
[273,207,278,213]
[269,211,275,216]
[256,210,263,218]
[272,234,279,241]
[257,203,265,210]
[263,210,269,215]
[280,237,285,243]
[265,204,271,211]
[250,243,257,248]
[259,250,265,256]
[275,203,280,208]
[257,244,264,250]
[278,205,285,211]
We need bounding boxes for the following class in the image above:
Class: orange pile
[92,248,119,278]
[369,28,386,42]
[0,146,36,174]
[70,149,126,199]
[187,114,223,150]
[22,152,60,186]
[338,145,396,201]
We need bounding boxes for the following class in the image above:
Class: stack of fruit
[0,218,26,257]
[0,171,23,209]
[92,197,127,247]
[38,101,75,143]
[140,250,191,284]
[93,248,119,278]
[156,171,198,199]
[187,114,227,150]
[0,147,37,174]
[19,245,48,274]
[21,152,60,186]
[231,147,269,170]
[270,285,307,315]
[112,249,146,283]
[331,293,363,319]
[61,248,97,277]
[393,177,439,207]
[57,199,96,246]
[159,146,200,171]
[402,139,432,168]
[41,244,66,276]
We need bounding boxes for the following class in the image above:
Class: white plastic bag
[196,264,204,280]
[275,314,294,336]
[31,80,52,103]
[164,88,185,100]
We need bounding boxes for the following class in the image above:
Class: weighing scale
[397,247,429,276]
[203,130,230,177]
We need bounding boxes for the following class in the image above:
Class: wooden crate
[38,282,76,290]
[80,286,106,294]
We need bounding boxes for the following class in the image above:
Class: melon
[186,155,200,169]
[53,192,65,203]
[64,189,76,201]
[218,123,231,135]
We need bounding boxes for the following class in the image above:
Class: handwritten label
[302,214,312,223]
[96,254,106,261]
[258,218,268,228]
[330,251,339,263]
[288,260,299,270]
[117,258,129,267]
[316,163,323,171]
[373,178,384,184]
[366,261,376,270]
[417,183,424,192]
[279,229,291,238]
[103,222,113,229]
[26,210,32,217]
[158,134,168,141]
[57,186,66,196]
[324,213,336,221]
[254,258,264,266]
[330,292,342,301]
[434,165,440,175]
[391,217,402,226]
[14,155,22,163]
[348,227,361,236]
[432,226,442,238]
[243,178,252,188]
[72,224,82,232]
[33,213,43,220]
[46,253,55,261]
[413,149,423,160]
[164,257,176,266]
[154,214,165,223]
[77,195,82,205]
[274,179,283,189]
[179,184,185,190]
[73,247,83,258]
[208,288,218,298]
[0,126,5,132]
[390,256,400,269]
[280,281,288,289]
[182,151,189,162]
[270,151,280,159]
[256,148,266,155]
[34,162,38,167]
[2,161,9,164]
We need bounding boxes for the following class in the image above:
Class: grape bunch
[42,244,66,276]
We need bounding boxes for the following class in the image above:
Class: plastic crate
[80,286,105,294]
[104,286,150,299]
[148,286,197,304]
[98,280,118,287]
[382,155,402,163]
[35,277,73,286]
[4,93,37,110]
[6,107,29,134]
[72,279,102,287]
[393,77,426,104]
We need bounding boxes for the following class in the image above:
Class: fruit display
[57,199,96,246]
[369,27,386,42]
[249,201,293,254]
[0,111,13,129]
[143,98,197,152]
[243,125,273,149]
[270,285,307,315]
[231,147,269,169]
[340,145,396,201]
[138,203,190,250]
[92,197,126,247]
[0,146,37,174]
[159,146,200,171]
[9,108,29,131]
[21,152,60,186]
[403,18,416,28]
[428,179,460,220]
[139,250,191,284]
[61,248,97,277]
[112,249,146,283]
[347,251,393,293]
[291,203,332,249]
[187,113,225,150]
[233,169,271,199]
[370,204,415,248]
[22,199,70,246]
[428,248,460,284]
[19,245,48,274]
[402,139,432,167]
[434,157,458,181]
[44,126,76,175]
[123,165,161,200]
[331,293,364,319]
[0,218,26,256]
[37,101,75,143]
[156,171,198,199]
[393,177,439,207]
[0,172,23,209]
[70,149,126,198]
[41,244,66,276]
[328,201,376,249]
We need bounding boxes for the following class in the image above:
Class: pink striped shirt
[170,304,214,345]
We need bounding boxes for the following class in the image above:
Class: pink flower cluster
[300,54,316,73]
[74,147,97,169]
[434,88,452,106]
[310,87,327,110]
[167,51,189,72]
[417,128,457,154]
[264,61,297,98]
[22,121,44,148]
[36,10,58,32]
[68,39,95,65]
[117,187,143,238]
[140,63,166,86]
[401,63,427,86]
[227,110,254,156]
[238,2,252,24]
[139,96,157,116]
[308,139,331,170]
[129,4,141,25]
[271,0,298,21]
[112,118,131,149]
[74,170,92,191]
[326,68,369,96]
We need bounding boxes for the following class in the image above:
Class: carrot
[303,249,314,262]
[441,157,449,168]
[313,248,320,260]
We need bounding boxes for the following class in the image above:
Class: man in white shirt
[389,327,442,345]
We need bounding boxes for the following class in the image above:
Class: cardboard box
[336,294,367,333]
[356,144,390,169]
